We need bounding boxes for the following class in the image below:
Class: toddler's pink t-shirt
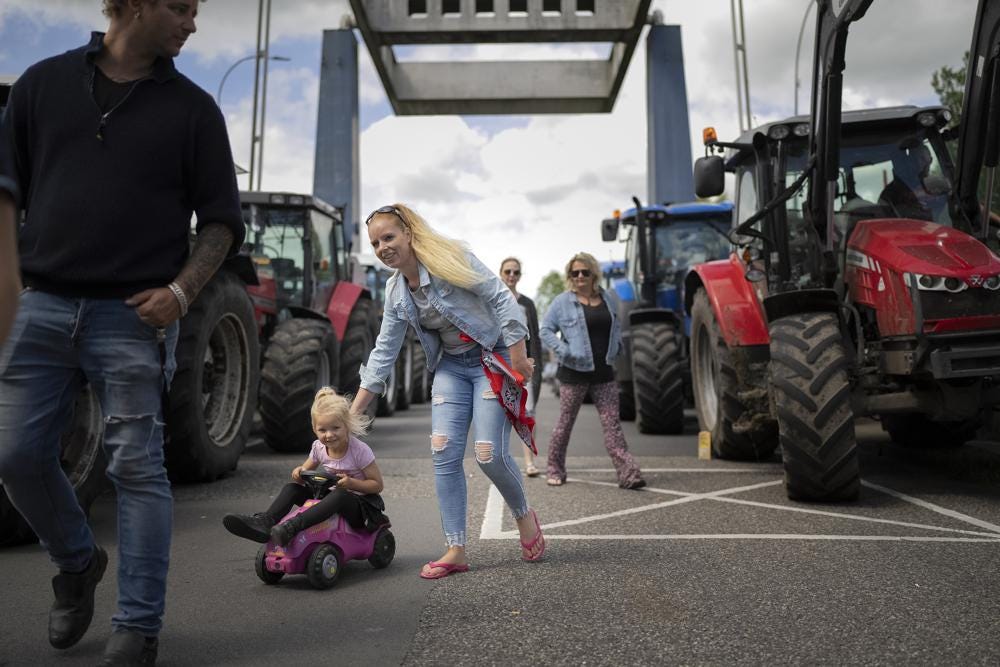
[308,436,375,490]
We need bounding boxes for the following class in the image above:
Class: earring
[134,10,141,19]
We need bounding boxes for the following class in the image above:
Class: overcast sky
[0,0,977,297]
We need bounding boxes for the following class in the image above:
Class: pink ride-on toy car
[254,469,395,589]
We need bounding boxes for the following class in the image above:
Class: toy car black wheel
[307,544,341,589]
[255,545,283,585]
[368,529,396,569]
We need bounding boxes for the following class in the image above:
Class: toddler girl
[223,387,384,545]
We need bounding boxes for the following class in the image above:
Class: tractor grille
[919,288,1000,322]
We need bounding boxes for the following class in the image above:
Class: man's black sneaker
[270,516,305,546]
[622,479,647,490]
[49,544,108,649]
[222,513,274,543]
[99,629,158,666]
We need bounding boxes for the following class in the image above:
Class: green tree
[930,50,968,128]
[533,270,565,318]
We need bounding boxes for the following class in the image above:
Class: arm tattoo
[174,223,234,301]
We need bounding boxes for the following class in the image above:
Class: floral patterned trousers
[546,380,642,487]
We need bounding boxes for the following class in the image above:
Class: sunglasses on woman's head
[503,269,521,276]
[570,269,591,278]
[365,205,404,226]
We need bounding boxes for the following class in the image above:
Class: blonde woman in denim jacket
[539,252,645,490]
[350,204,545,579]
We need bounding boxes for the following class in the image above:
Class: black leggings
[266,483,365,531]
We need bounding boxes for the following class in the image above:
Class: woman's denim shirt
[539,289,622,372]
[359,252,529,394]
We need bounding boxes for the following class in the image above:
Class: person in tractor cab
[352,204,545,579]
[0,188,17,346]
[0,1,244,664]
[877,141,942,222]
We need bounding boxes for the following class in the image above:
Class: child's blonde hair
[311,387,371,436]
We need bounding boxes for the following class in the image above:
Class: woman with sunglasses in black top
[539,252,645,489]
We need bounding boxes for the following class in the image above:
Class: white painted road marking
[479,470,1000,543]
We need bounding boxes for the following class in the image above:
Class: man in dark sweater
[0,1,244,664]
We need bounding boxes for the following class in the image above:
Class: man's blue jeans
[0,289,177,635]
[430,345,530,547]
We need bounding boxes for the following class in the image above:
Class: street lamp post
[793,0,815,116]
[216,52,290,187]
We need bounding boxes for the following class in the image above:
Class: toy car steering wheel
[299,468,340,490]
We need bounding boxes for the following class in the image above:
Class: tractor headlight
[768,124,790,140]
[984,275,1000,290]
[917,111,937,127]
[913,273,967,292]
[917,274,942,290]
[793,123,810,137]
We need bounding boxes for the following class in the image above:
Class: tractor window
[255,208,307,307]
[735,168,758,226]
[309,209,335,287]
[654,219,730,283]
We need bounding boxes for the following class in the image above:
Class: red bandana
[459,334,536,454]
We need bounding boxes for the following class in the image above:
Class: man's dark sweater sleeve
[0,79,26,207]
[191,101,244,254]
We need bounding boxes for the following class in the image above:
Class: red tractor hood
[848,219,1000,277]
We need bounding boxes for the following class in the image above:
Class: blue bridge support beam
[314,29,360,253]
[646,24,694,205]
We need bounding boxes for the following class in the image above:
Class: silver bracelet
[167,281,189,317]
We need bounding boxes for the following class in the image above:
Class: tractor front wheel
[339,299,379,402]
[769,312,860,501]
[631,321,684,434]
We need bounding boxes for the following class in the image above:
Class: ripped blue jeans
[0,289,177,635]
[431,344,530,547]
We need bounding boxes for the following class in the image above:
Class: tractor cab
[240,191,349,331]
[700,106,956,292]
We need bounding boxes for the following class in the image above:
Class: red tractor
[688,0,1000,500]
[239,191,380,451]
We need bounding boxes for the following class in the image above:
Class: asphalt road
[3,385,1000,666]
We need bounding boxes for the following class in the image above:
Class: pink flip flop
[520,509,545,562]
[419,561,470,579]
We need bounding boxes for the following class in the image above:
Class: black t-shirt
[557,302,615,385]
[93,66,138,113]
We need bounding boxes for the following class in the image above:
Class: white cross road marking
[479,470,1000,543]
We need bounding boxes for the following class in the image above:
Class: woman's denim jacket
[539,289,622,372]
[358,252,529,394]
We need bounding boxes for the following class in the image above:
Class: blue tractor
[601,198,733,433]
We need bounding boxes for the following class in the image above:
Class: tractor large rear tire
[166,272,260,481]
[690,290,777,460]
[339,299,378,400]
[260,319,340,452]
[1,386,107,547]
[376,366,398,417]
[883,414,979,449]
[618,381,636,421]
[632,321,684,434]
[395,337,413,412]
[410,342,429,404]
[769,312,860,501]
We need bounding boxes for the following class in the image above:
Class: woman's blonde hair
[564,252,602,292]
[311,387,371,437]
[369,204,483,289]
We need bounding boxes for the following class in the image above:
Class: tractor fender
[285,305,328,322]
[326,281,367,341]
[628,307,680,328]
[684,256,769,347]
[220,253,260,286]
[762,289,842,325]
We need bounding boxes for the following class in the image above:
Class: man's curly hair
[101,0,129,17]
